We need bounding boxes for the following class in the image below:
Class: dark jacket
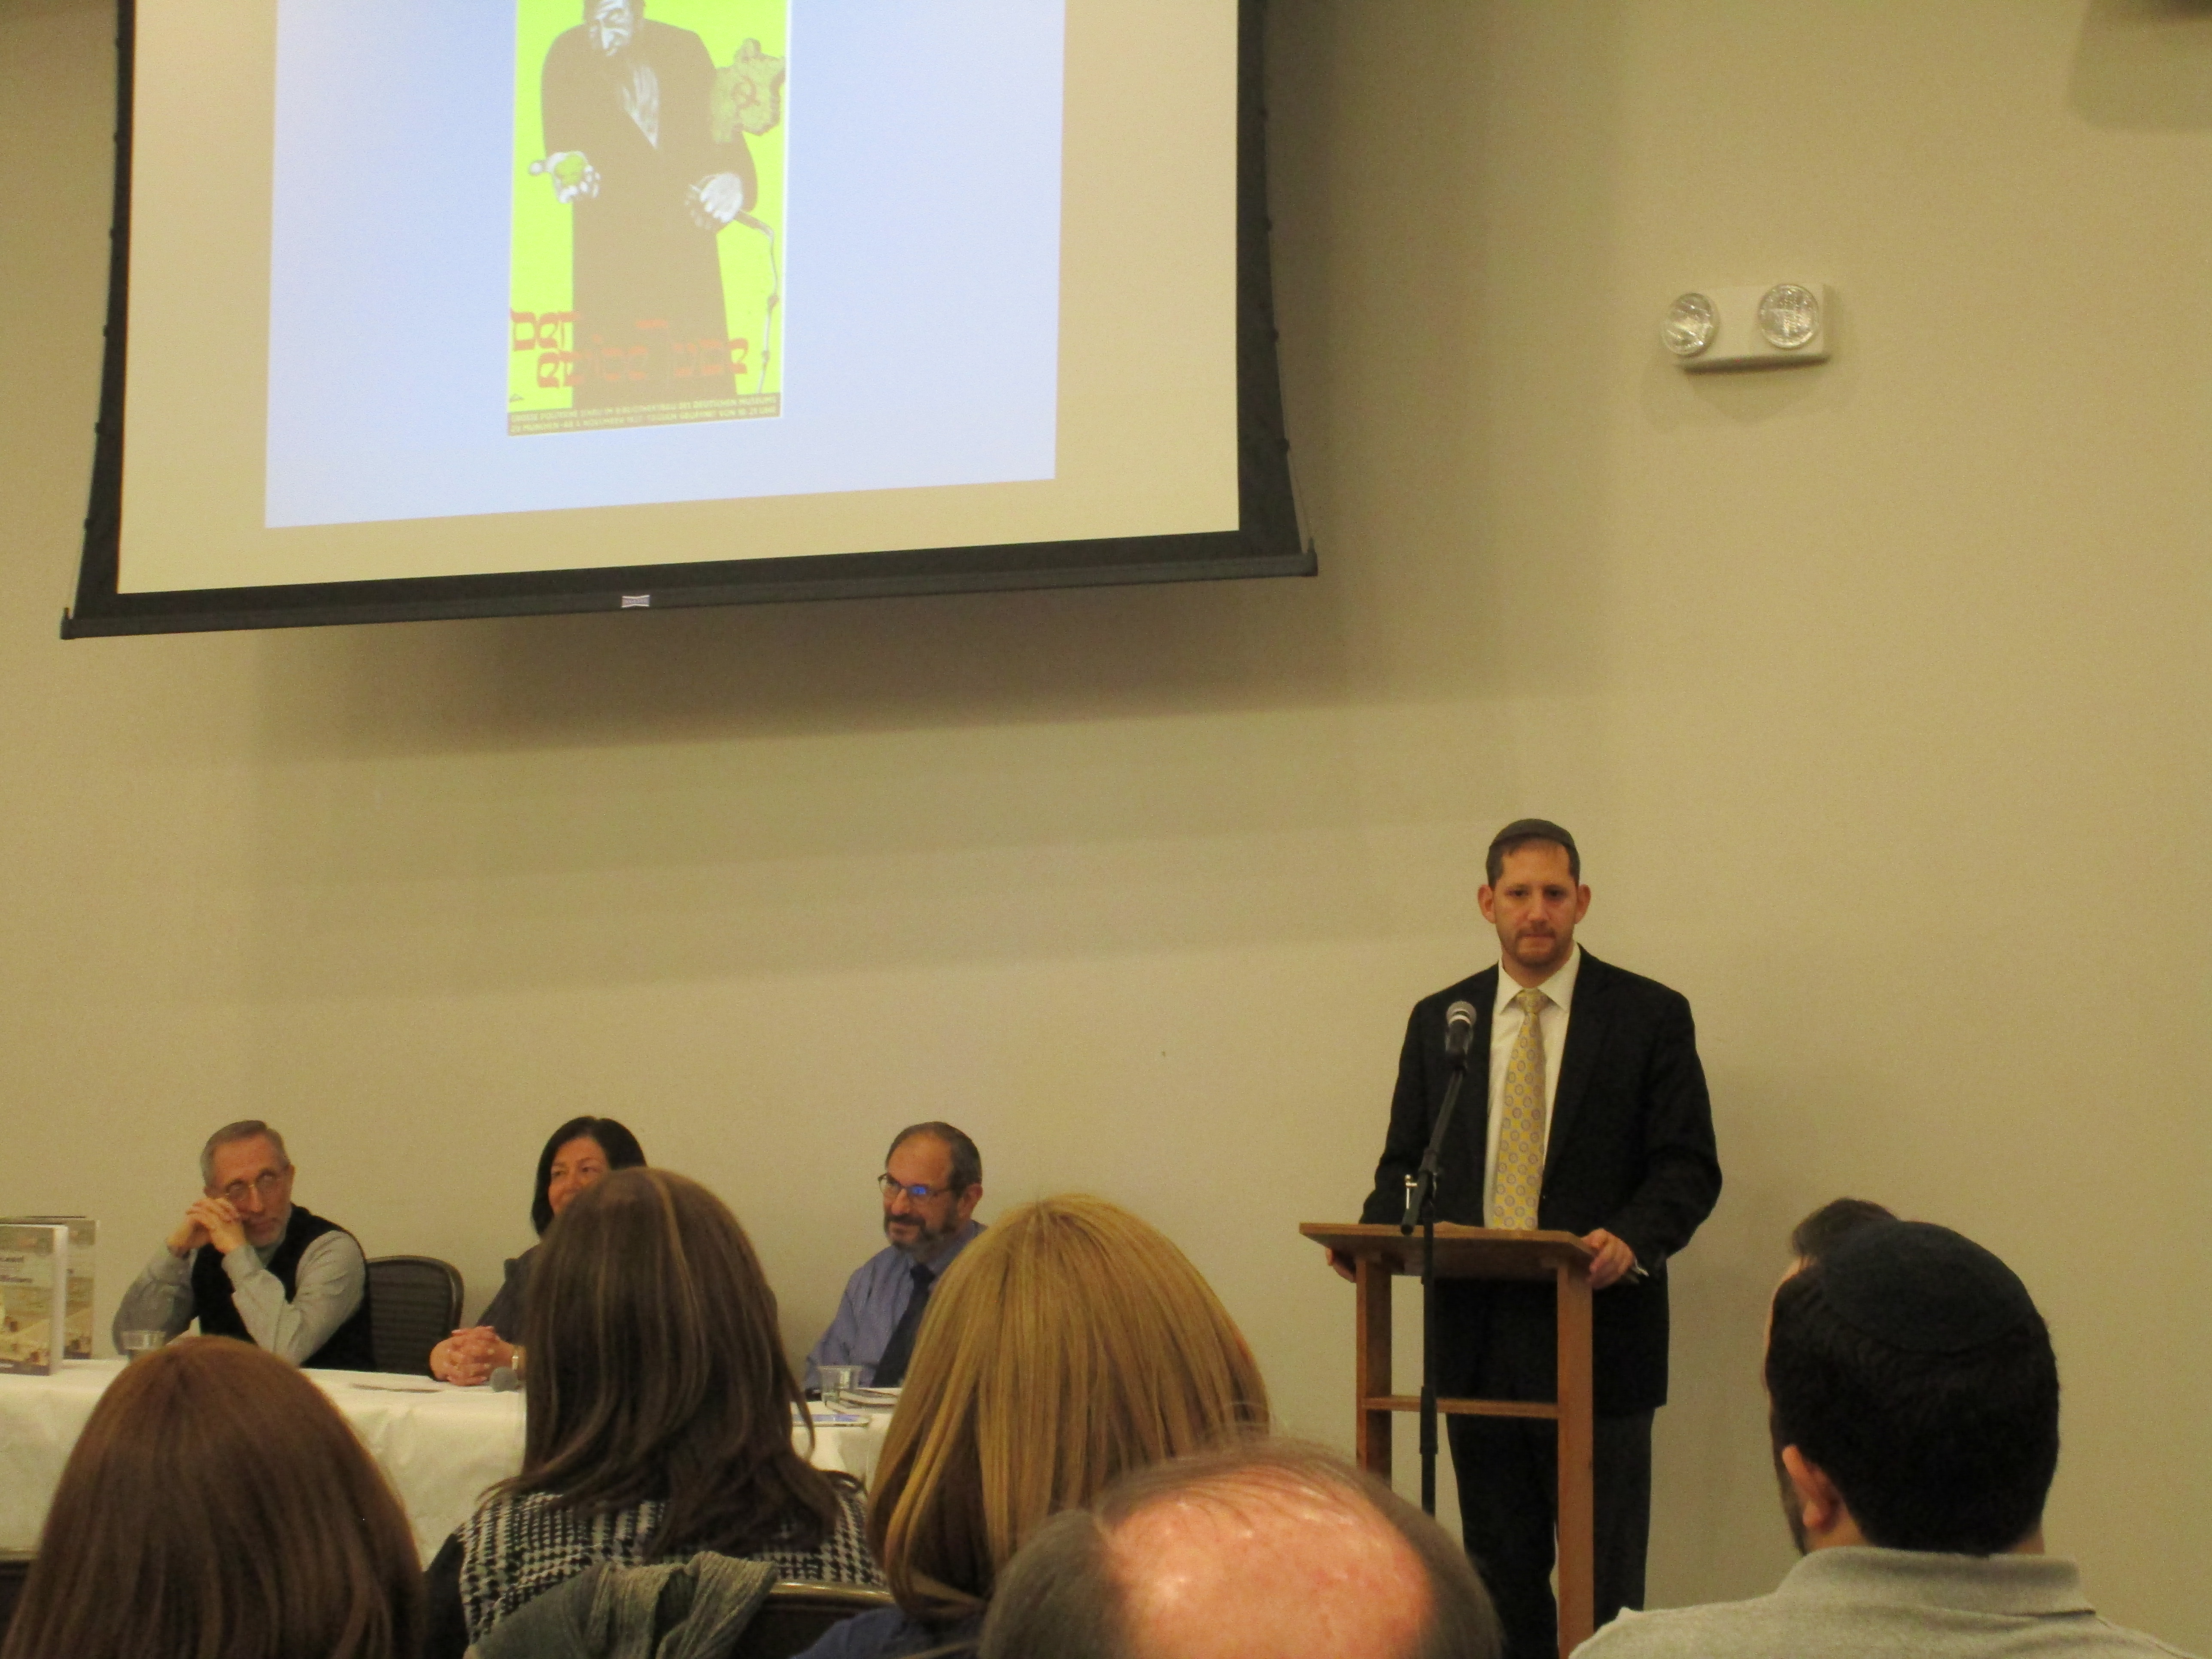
[792,1607,980,1659]
[1360,951,1722,1413]
[481,1246,536,1344]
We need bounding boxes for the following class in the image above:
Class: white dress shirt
[1481,944,1581,1228]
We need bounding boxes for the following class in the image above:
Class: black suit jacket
[1359,951,1721,1414]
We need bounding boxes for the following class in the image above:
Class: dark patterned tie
[870,1261,936,1387]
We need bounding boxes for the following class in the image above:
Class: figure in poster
[538,0,756,410]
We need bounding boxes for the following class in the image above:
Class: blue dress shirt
[805,1219,984,1390]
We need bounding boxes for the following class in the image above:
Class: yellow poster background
[508,0,789,426]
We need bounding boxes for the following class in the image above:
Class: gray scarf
[476,1553,777,1659]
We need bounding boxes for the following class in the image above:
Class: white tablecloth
[0,1361,887,1562]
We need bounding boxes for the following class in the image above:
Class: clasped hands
[167,1197,247,1258]
[430,1326,516,1386]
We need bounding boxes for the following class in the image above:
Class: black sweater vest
[189,1203,376,1370]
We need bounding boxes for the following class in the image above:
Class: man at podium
[1348,819,1722,1659]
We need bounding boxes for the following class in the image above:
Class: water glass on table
[120,1329,167,1362]
[819,1365,860,1409]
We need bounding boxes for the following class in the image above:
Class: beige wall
[3,0,2207,1645]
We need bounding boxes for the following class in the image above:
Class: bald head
[1110,1466,1429,1659]
[980,1443,1499,1659]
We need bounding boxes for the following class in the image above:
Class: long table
[0,1361,887,1562]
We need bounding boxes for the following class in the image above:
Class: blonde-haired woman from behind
[795,1193,1272,1659]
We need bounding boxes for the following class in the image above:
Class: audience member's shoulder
[2086,1617,2200,1659]
[1574,1593,1778,1659]
[790,1607,950,1659]
[1574,1583,2201,1659]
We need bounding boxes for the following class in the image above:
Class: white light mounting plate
[1665,282,1833,371]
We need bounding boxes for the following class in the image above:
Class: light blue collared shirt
[805,1219,984,1390]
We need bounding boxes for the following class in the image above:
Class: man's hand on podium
[1328,1248,1356,1283]
[1581,1228,1635,1289]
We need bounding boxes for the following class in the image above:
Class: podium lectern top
[1300,1222,1593,1282]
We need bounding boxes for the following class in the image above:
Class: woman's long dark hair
[529,1115,647,1236]
[507,1167,848,1556]
[1,1337,422,1659]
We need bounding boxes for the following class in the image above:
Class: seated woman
[0,1336,421,1659]
[796,1194,1273,1659]
[452,1167,882,1646]
[430,1115,645,1384]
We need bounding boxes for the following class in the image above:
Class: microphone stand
[1401,1045,1472,1519]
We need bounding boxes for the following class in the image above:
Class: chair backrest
[729,1583,899,1659]
[365,1255,463,1376]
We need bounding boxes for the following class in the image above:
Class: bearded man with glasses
[806,1121,984,1393]
[112,1120,374,1368]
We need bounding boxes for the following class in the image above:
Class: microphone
[1443,1000,1478,1063]
[1404,1003,1479,1236]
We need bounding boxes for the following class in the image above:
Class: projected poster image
[508,0,788,436]
[262,2,1065,533]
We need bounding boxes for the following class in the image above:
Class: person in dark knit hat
[1576,1220,2194,1659]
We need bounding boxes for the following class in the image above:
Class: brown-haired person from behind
[445,1168,882,1648]
[0,1336,422,1659]
[429,1114,647,1385]
[792,1194,1273,1659]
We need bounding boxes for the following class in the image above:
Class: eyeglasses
[214,1170,289,1206]
[878,1174,953,1202]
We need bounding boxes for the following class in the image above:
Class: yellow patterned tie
[1492,987,1550,1230]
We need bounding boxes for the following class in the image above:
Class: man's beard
[884,1212,957,1261]
[1511,927,1564,966]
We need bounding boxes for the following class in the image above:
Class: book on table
[4,1216,96,1360]
[2,1216,95,1361]
[0,1221,70,1375]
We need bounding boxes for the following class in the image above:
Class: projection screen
[64,0,1307,637]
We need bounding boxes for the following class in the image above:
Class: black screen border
[63,0,1310,639]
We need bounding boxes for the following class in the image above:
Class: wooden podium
[1303,1222,1598,1659]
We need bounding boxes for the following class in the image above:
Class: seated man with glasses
[806,1121,984,1392]
[112,1120,374,1368]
